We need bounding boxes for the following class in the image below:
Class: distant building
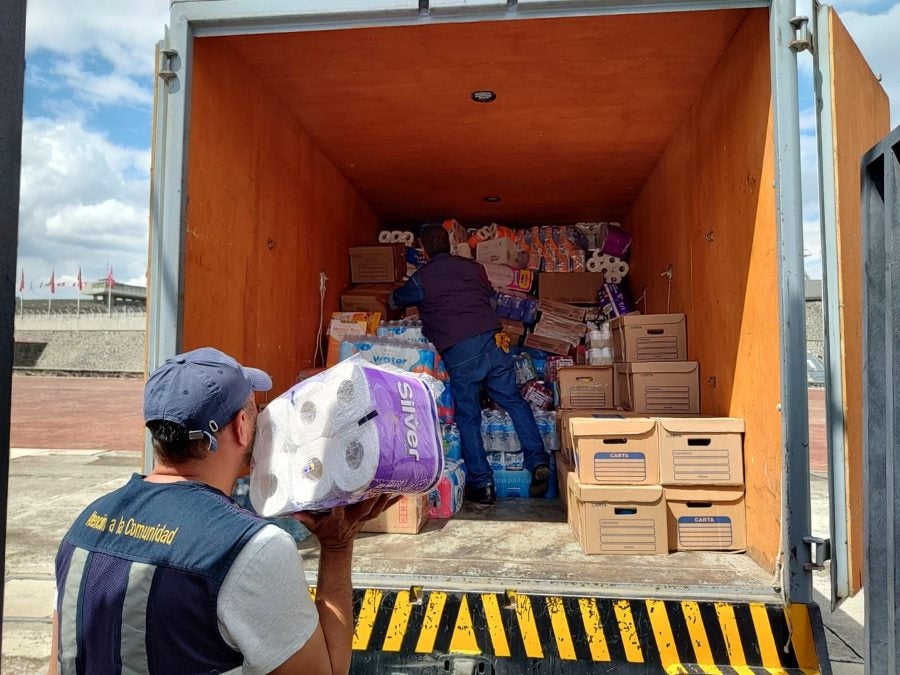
[805,278,823,360]
[87,281,146,307]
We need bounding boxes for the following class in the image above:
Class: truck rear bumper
[342,587,829,673]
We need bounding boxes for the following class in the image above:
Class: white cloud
[18,118,150,298]
[838,3,900,125]
[25,1,168,78]
[51,59,154,107]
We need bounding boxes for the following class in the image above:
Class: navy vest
[415,253,500,352]
[55,474,267,675]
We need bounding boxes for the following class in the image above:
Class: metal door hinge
[789,16,812,53]
[158,48,178,82]
[803,535,831,570]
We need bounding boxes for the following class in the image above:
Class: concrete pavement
[2,449,866,673]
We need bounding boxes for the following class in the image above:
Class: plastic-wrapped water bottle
[481,411,492,452]
[495,414,509,453]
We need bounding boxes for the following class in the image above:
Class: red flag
[107,266,115,288]
[50,269,56,294]
[18,270,24,293]
[77,266,83,291]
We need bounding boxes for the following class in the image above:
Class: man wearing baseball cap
[49,347,395,675]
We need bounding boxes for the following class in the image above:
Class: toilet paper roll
[329,421,380,493]
[250,453,292,517]
[398,231,414,246]
[606,273,622,284]
[378,230,393,244]
[587,257,603,273]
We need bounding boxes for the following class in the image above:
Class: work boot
[529,464,551,498]
[465,482,496,505]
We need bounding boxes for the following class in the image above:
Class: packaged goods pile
[334,220,746,553]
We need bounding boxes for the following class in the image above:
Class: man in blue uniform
[390,225,550,505]
[49,347,395,675]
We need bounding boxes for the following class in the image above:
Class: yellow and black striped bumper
[334,588,829,673]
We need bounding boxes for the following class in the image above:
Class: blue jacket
[54,474,267,674]
[390,253,500,353]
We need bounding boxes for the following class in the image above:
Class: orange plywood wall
[826,10,891,594]
[623,10,781,569]
[183,38,380,394]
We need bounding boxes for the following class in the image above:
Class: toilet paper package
[250,358,444,516]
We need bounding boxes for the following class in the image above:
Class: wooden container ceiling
[214,9,751,225]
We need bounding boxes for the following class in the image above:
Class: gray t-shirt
[218,525,319,674]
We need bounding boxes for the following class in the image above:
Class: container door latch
[788,15,812,53]
[804,535,831,571]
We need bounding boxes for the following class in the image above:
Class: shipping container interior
[182,7,782,598]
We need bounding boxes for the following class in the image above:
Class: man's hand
[293,494,401,550]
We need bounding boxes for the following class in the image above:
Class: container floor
[299,499,779,603]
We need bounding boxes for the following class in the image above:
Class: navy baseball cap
[143,347,272,451]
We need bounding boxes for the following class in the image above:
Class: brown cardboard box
[476,237,525,267]
[452,242,472,259]
[499,318,525,336]
[567,474,668,555]
[610,313,687,362]
[524,333,573,356]
[559,410,645,463]
[617,362,700,415]
[558,366,615,409]
[534,313,586,342]
[360,494,428,534]
[538,299,587,322]
[556,453,574,509]
[665,487,746,551]
[340,283,403,319]
[658,417,745,485]
[569,416,659,485]
[538,272,605,304]
[349,244,406,283]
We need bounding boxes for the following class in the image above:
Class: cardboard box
[556,453,574,509]
[539,299,587,323]
[325,311,380,367]
[524,333,573,356]
[558,410,638,463]
[658,417,745,485]
[476,237,525,268]
[610,313,687,362]
[360,494,428,534]
[538,272,605,304]
[567,474,668,555]
[340,283,403,319]
[499,318,525,336]
[617,362,700,415]
[569,416,659,485]
[349,244,406,283]
[534,313,586,342]
[452,242,473,259]
[665,487,746,551]
[558,366,615,409]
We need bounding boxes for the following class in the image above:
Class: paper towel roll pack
[250,358,444,515]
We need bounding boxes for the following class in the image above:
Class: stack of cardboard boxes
[610,313,699,415]
[341,244,407,319]
[556,317,747,555]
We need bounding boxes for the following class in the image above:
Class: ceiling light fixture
[471,90,497,104]
[484,196,501,203]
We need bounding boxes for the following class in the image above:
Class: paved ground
[10,376,145,452]
[1,377,861,672]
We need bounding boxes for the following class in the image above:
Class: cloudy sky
[17,0,900,297]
